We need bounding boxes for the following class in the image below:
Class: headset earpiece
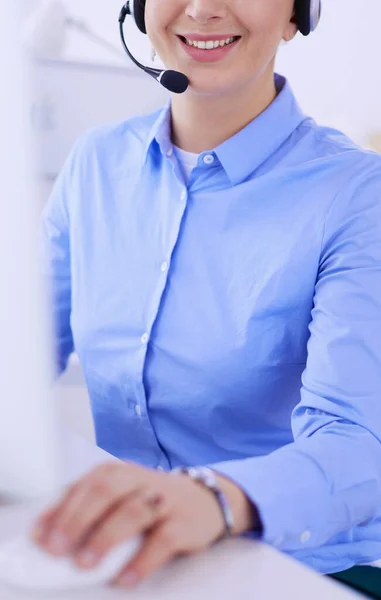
[294,0,322,36]
[132,0,321,38]
[134,0,147,34]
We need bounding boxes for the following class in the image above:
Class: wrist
[215,474,261,536]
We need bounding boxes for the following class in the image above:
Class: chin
[185,78,243,99]
[176,69,219,92]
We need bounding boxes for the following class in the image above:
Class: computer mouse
[0,533,142,591]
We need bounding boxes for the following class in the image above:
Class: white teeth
[184,36,236,49]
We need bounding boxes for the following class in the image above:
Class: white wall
[25,0,150,65]
[276,0,381,144]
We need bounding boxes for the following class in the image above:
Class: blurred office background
[24,0,381,442]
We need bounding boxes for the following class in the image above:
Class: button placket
[140,185,187,356]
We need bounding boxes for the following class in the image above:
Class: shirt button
[300,530,311,544]
[161,261,168,273]
[180,190,187,202]
[274,536,284,546]
[135,404,142,417]
[166,147,173,157]
[141,333,149,344]
[157,466,164,471]
[203,154,215,165]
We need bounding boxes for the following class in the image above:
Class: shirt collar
[144,100,172,159]
[144,74,307,185]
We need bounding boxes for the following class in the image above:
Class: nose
[185,0,228,25]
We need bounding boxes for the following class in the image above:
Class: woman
[35,0,381,590]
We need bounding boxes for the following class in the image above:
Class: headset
[119,0,322,94]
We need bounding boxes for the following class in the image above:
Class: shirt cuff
[210,445,332,552]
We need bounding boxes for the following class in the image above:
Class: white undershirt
[173,145,199,183]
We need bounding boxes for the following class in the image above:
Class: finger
[74,490,166,569]
[33,505,59,534]
[37,464,145,556]
[32,507,59,542]
[115,523,182,588]
[32,484,79,543]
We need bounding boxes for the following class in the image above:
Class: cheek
[251,33,280,64]
[145,3,163,47]
[145,1,178,57]
[241,0,291,43]
[244,15,285,68]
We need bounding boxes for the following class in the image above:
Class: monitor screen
[0,0,60,502]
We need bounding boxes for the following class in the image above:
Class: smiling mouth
[178,36,241,50]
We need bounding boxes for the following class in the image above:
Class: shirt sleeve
[40,148,78,376]
[212,167,381,553]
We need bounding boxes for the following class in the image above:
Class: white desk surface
[0,429,360,600]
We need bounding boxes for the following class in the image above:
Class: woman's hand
[32,462,255,588]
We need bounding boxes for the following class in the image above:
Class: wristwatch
[172,466,234,538]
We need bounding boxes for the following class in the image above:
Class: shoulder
[291,119,381,211]
[67,107,164,167]
[297,118,381,181]
[306,125,381,246]
[46,107,165,220]
[285,119,381,249]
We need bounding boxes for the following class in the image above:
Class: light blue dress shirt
[42,75,381,574]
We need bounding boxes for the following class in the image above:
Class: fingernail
[47,532,69,554]
[119,571,138,588]
[77,550,100,569]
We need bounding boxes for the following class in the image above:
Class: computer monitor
[0,4,143,591]
[0,0,60,502]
